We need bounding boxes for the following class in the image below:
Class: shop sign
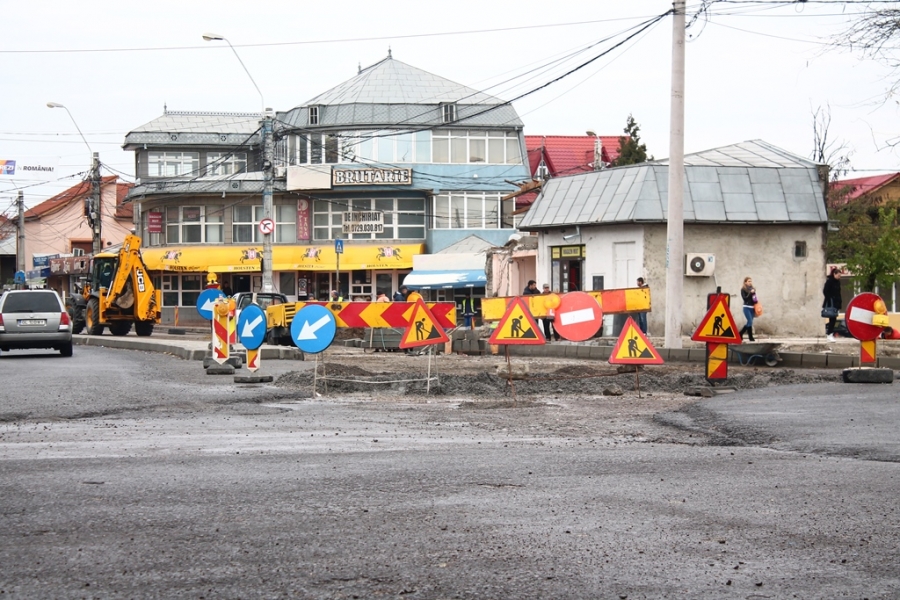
[552,245,584,259]
[148,212,163,234]
[342,211,384,234]
[333,168,412,186]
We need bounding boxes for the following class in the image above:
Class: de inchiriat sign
[332,168,412,186]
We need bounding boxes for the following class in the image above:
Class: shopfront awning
[141,243,425,273]
[403,269,487,290]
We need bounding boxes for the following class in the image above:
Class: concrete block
[546,344,568,358]
[779,352,802,367]
[564,345,581,359]
[842,367,893,384]
[826,354,856,369]
[226,356,243,369]
[575,345,592,359]
[667,348,691,363]
[206,364,235,375]
[877,356,900,370]
[588,346,610,361]
[802,353,828,368]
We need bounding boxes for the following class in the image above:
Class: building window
[207,152,247,176]
[148,152,200,177]
[165,205,223,243]
[233,204,297,243]
[441,103,457,123]
[432,192,510,230]
[311,197,425,241]
[308,106,319,125]
[794,241,807,259]
[432,130,521,165]
[155,273,202,307]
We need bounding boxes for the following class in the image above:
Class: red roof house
[828,173,900,208]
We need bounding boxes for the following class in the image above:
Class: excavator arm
[105,234,161,321]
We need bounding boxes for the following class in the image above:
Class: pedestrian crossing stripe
[488,297,546,345]
[399,299,450,349]
[609,317,664,364]
[691,294,741,343]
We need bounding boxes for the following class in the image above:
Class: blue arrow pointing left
[237,304,267,350]
[196,288,225,321]
[291,304,336,354]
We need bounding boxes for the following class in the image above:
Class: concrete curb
[73,334,896,371]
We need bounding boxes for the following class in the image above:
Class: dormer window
[441,103,457,124]
[308,106,320,126]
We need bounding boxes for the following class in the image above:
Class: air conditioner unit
[274,166,286,179]
[685,253,715,277]
[229,181,241,190]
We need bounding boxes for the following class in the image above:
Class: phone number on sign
[342,223,384,233]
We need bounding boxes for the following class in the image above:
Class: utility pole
[261,112,274,293]
[17,191,25,287]
[664,0,686,349]
[89,152,102,255]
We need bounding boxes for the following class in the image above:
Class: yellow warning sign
[488,297,546,345]
[609,317,664,364]
[399,299,450,349]
[691,294,741,343]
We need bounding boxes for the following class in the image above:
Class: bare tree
[810,104,853,183]
[832,5,900,99]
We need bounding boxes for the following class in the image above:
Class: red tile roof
[829,173,900,206]
[525,135,623,178]
[24,176,133,220]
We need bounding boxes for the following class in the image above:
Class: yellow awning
[142,243,424,273]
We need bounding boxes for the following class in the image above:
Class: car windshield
[2,292,61,313]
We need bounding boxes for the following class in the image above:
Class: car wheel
[59,343,73,357]
[85,298,104,335]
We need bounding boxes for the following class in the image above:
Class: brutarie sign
[333,168,412,186]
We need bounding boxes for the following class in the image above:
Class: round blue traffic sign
[14,271,26,285]
[237,304,267,350]
[290,304,336,354]
[196,288,225,321]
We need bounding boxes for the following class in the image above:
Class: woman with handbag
[739,276,758,342]
[823,268,843,342]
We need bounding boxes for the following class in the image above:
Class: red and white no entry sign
[258,218,275,235]
[552,291,603,342]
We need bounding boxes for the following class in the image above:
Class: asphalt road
[0,345,898,599]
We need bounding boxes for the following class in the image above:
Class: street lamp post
[203,33,274,293]
[47,102,102,255]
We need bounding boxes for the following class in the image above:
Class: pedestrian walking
[823,267,843,342]
[393,286,408,301]
[739,276,757,342]
[461,296,477,329]
[376,291,390,302]
[635,277,648,334]
[523,280,539,295]
[540,283,559,341]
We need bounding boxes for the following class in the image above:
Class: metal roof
[278,56,522,129]
[124,110,262,148]
[518,140,828,228]
[304,55,503,106]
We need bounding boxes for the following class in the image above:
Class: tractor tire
[109,321,132,336]
[85,298,104,336]
[134,321,155,337]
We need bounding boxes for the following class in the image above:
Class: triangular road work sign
[399,299,450,349]
[488,297,546,345]
[609,317,664,365]
[691,294,741,343]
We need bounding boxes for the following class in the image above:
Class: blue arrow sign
[196,288,225,321]
[237,304,267,350]
[290,304,336,354]
[335,238,344,254]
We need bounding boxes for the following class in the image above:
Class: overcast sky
[2,0,897,211]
